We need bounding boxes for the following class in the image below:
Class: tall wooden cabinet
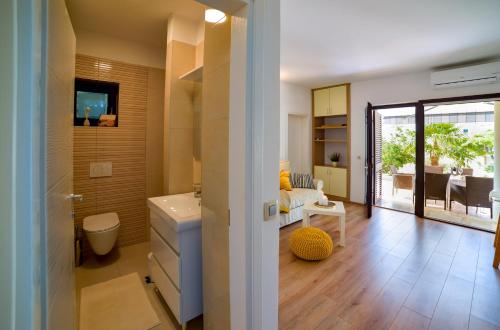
[312,83,350,201]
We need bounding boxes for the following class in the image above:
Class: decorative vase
[84,107,91,127]
[332,161,338,167]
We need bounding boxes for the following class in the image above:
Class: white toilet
[83,212,120,255]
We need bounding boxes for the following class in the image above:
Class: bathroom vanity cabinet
[147,193,202,328]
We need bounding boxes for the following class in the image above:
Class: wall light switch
[264,200,279,221]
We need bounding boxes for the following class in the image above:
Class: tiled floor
[75,242,203,330]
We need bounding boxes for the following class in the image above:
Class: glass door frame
[367,92,500,232]
[419,93,500,229]
[366,102,419,217]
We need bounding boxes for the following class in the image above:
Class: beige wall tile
[147,68,165,199]
[201,16,231,330]
[203,20,231,76]
[163,39,200,194]
[168,128,194,194]
[74,55,162,249]
[202,65,230,121]
[169,98,194,129]
[195,41,204,68]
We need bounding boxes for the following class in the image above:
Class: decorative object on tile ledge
[74,78,119,127]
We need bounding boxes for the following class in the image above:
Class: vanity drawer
[150,228,180,289]
[150,210,179,252]
[150,254,181,323]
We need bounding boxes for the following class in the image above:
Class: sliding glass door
[367,94,500,232]
[423,101,497,231]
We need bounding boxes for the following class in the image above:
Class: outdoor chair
[390,166,414,203]
[465,176,493,218]
[425,173,450,209]
[462,168,473,176]
[425,165,444,174]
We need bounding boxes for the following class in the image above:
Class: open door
[365,103,374,218]
[44,1,77,329]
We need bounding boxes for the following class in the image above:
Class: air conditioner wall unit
[431,61,500,89]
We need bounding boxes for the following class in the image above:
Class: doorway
[423,100,498,231]
[288,114,308,173]
[372,105,417,214]
[367,95,500,233]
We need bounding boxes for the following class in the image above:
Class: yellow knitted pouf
[289,227,333,261]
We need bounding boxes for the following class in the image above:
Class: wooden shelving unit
[314,124,348,130]
[314,139,347,143]
[317,164,348,169]
[311,83,351,201]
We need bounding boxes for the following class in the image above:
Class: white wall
[280,81,311,173]
[350,70,500,203]
[75,29,165,68]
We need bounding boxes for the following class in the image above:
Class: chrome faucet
[193,183,202,198]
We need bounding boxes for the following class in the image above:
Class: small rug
[80,272,160,330]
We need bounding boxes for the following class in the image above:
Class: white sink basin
[147,192,201,232]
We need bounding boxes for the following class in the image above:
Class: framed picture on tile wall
[74,78,119,127]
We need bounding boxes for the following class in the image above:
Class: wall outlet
[90,162,112,178]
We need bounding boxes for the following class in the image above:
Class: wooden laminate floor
[279,204,500,330]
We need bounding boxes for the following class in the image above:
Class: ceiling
[66,0,205,47]
[281,0,500,87]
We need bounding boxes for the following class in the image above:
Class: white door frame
[228,0,280,329]
[246,1,281,329]
[203,0,280,329]
[1,0,44,329]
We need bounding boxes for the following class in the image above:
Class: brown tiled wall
[74,54,164,247]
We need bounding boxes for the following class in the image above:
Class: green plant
[381,127,415,174]
[330,152,341,162]
[381,123,494,174]
[431,127,494,168]
[424,123,462,165]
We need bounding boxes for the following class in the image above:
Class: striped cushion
[290,173,315,189]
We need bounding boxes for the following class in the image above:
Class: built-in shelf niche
[312,83,350,200]
[313,115,349,168]
[179,66,203,82]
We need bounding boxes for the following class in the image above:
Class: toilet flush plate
[90,162,112,177]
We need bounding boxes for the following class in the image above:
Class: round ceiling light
[205,9,226,23]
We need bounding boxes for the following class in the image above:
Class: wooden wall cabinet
[314,166,347,198]
[312,83,350,201]
[313,85,347,117]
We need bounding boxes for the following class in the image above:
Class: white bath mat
[80,272,160,330]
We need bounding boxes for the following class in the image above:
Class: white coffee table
[302,201,346,247]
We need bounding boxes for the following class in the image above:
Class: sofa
[279,160,324,227]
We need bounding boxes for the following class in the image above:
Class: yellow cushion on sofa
[280,170,292,191]
[289,227,333,261]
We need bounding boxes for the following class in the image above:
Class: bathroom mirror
[74,78,119,127]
